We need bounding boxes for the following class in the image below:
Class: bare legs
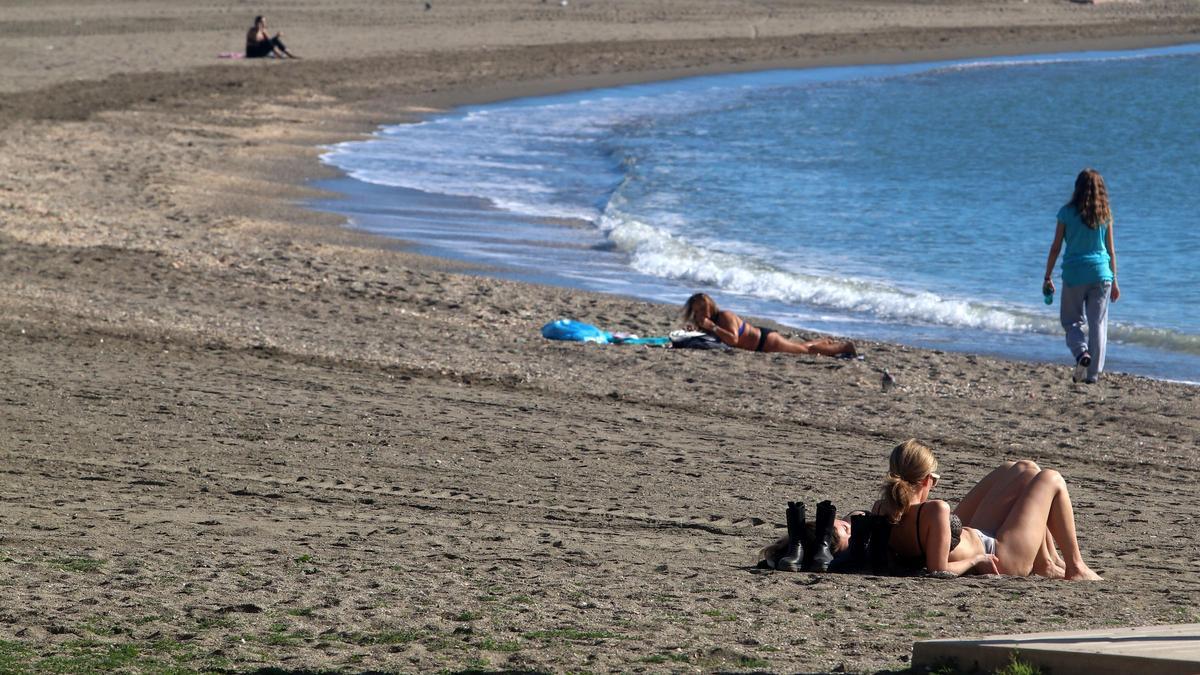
[1034,530,1067,579]
[954,460,1035,525]
[992,469,1101,580]
[763,331,857,357]
[954,461,1090,580]
[803,338,857,358]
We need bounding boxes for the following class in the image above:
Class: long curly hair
[878,439,938,525]
[1069,168,1112,230]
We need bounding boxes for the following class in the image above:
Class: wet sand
[2,1,1200,672]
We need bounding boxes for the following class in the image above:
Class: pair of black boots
[773,500,837,572]
[771,503,895,575]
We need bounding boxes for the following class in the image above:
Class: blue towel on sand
[541,319,612,343]
[541,319,669,346]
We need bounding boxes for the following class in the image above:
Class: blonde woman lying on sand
[682,293,856,357]
[874,439,1100,580]
[762,440,1101,580]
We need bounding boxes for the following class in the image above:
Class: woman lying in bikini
[868,440,1100,579]
[682,293,856,357]
[761,440,1101,579]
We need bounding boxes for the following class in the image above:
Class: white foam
[320,42,1200,362]
[597,205,1200,354]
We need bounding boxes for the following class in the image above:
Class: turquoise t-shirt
[1057,204,1113,287]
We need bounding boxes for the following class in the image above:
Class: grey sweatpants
[1060,280,1112,380]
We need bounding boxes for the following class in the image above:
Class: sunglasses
[928,472,940,488]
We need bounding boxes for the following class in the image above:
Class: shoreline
[412,31,1200,113]
[4,4,1200,672]
[316,40,1200,386]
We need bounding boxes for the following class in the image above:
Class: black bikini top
[897,502,962,568]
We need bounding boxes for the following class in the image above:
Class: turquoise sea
[319,44,1200,383]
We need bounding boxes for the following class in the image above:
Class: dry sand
[2,1,1200,672]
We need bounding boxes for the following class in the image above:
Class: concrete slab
[912,623,1200,675]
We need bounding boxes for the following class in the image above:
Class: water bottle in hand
[1042,280,1054,305]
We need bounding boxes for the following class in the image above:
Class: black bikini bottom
[755,328,776,352]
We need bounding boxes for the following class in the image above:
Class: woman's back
[887,500,969,569]
[1056,203,1113,286]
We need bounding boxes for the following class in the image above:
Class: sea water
[318,44,1200,383]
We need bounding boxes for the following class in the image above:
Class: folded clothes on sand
[668,330,730,351]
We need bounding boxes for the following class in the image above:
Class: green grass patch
[343,630,423,646]
[640,653,690,664]
[35,641,141,673]
[1,634,220,674]
[50,557,104,573]
[522,629,622,641]
[0,640,34,674]
[263,622,311,647]
[478,638,521,653]
[455,611,482,622]
[285,607,314,617]
[737,655,770,669]
[702,609,738,622]
[994,651,1043,675]
[926,660,958,675]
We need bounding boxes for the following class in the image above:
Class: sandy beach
[3,1,1200,672]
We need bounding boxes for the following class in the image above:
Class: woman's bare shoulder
[924,500,952,521]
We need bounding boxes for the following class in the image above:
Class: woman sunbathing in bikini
[876,439,1101,579]
[761,440,1101,580]
[682,293,856,357]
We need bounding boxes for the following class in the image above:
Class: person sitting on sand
[682,292,856,357]
[246,15,298,59]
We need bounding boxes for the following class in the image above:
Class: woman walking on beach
[876,439,1101,580]
[682,293,856,357]
[1043,169,1119,383]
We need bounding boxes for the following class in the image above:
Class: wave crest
[599,205,1200,355]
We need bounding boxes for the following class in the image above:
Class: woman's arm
[1043,221,1066,292]
[1105,222,1120,302]
[922,501,996,576]
[700,312,741,347]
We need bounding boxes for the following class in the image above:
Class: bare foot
[1065,563,1102,581]
[1033,560,1066,579]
